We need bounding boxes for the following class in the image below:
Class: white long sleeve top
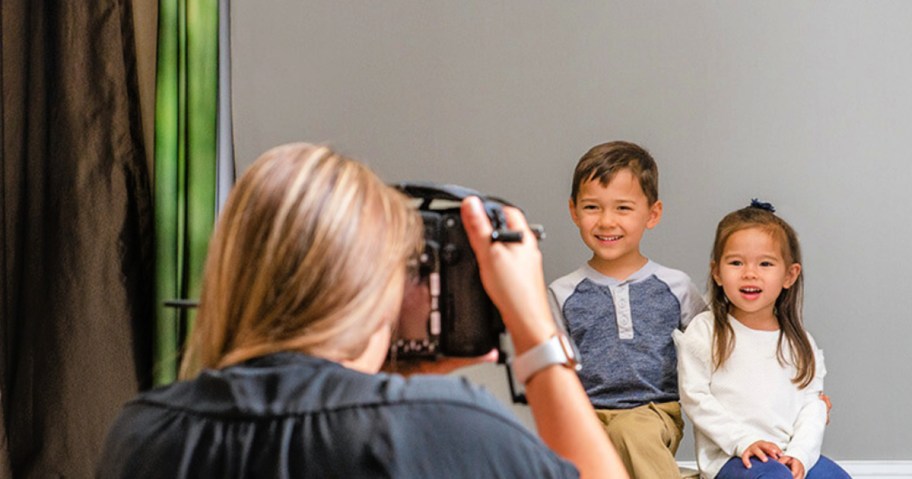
[673,311,827,479]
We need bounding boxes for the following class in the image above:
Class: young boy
[548,141,706,478]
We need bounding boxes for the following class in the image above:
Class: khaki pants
[595,401,684,479]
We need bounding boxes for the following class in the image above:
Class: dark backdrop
[1,1,154,476]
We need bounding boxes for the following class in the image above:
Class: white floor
[678,461,912,479]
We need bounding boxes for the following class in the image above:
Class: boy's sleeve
[783,335,827,472]
[680,279,708,329]
[547,286,570,333]
[674,315,755,457]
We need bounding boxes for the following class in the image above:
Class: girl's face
[713,227,801,325]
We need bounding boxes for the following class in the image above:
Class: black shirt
[97,352,578,478]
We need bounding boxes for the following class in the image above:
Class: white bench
[679,466,700,478]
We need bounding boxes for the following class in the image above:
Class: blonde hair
[180,143,422,378]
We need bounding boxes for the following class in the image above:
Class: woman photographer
[98,143,627,478]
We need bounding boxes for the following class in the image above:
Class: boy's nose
[598,212,617,227]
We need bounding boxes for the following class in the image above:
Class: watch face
[557,334,581,371]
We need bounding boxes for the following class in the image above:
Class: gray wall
[232,1,912,460]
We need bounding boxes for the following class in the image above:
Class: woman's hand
[459,197,554,352]
[740,440,783,468]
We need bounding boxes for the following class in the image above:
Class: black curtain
[1,1,154,477]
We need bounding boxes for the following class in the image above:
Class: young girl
[674,201,851,479]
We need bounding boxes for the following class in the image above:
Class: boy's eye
[617,205,632,211]
[582,204,598,210]
[760,261,775,267]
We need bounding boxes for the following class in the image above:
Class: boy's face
[569,169,662,278]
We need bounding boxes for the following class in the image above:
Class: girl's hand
[740,440,783,468]
[777,455,806,479]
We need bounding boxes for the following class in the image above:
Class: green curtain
[154,0,220,385]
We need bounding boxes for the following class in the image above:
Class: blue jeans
[716,455,851,478]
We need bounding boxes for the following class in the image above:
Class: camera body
[391,183,523,359]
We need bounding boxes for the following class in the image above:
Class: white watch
[512,334,580,385]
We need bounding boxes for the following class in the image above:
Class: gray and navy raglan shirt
[548,261,706,410]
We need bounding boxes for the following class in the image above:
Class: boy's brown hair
[571,141,659,205]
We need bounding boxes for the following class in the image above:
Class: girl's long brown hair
[708,206,816,389]
[179,143,422,378]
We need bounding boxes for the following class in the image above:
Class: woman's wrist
[505,316,556,354]
[512,333,580,384]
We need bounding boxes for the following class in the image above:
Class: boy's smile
[595,234,622,242]
[569,169,662,280]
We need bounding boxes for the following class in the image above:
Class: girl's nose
[742,265,758,279]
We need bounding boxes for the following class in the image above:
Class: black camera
[390,182,537,359]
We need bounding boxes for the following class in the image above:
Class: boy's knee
[605,413,666,448]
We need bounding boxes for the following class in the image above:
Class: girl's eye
[760,261,775,267]
[728,260,742,266]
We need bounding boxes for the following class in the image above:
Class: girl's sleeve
[783,335,827,472]
[673,315,755,457]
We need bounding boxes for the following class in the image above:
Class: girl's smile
[713,227,801,329]
[737,286,762,301]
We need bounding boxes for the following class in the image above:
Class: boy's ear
[568,198,581,225]
[783,263,802,289]
[646,200,663,229]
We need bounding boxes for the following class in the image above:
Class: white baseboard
[840,461,912,478]
[678,460,912,478]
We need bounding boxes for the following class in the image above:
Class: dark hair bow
[750,198,776,213]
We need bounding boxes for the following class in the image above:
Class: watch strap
[512,334,578,384]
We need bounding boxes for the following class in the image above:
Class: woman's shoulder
[386,373,517,419]
[102,354,576,478]
[130,354,509,419]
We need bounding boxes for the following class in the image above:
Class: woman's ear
[783,262,802,289]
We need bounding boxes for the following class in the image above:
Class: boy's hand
[740,440,782,468]
[820,392,832,424]
[777,455,806,479]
